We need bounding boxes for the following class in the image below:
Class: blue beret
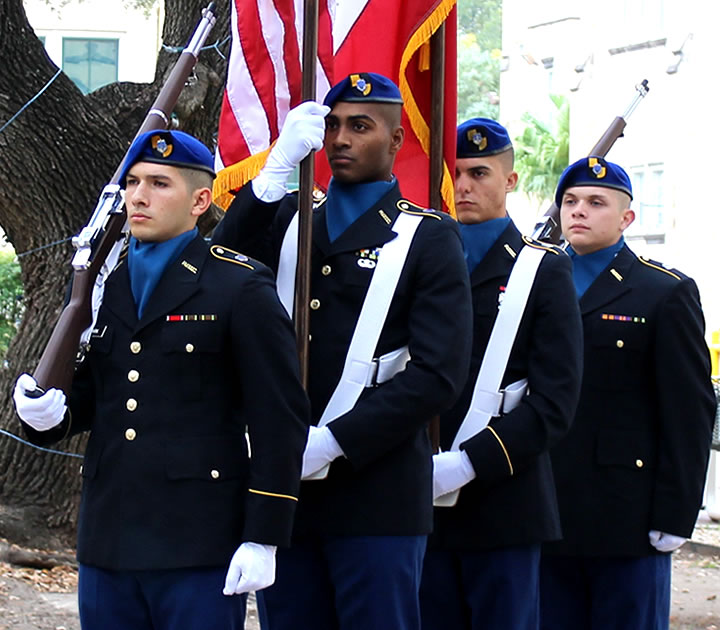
[555,156,633,207]
[323,72,403,109]
[457,118,512,159]
[118,130,215,186]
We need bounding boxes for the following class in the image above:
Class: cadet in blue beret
[539,156,715,630]
[418,118,582,630]
[213,72,473,630]
[13,128,310,630]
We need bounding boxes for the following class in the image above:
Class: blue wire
[0,68,63,136]
[0,428,83,459]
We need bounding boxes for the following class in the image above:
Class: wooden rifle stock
[31,2,217,396]
[532,79,649,244]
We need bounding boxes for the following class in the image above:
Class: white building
[24,0,162,93]
[501,0,720,329]
[500,0,720,517]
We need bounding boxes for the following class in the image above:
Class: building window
[62,38,118,94]
[627,163,666,244]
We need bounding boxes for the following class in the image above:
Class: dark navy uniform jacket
[431,221,583,551]
[22,234,310,570]
[212,182,473,537]
[545,244,715,557]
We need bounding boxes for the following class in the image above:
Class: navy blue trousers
[539,554,672,630]
[257,535,427,630]
[78,564,246,630]
[419,544,540,630]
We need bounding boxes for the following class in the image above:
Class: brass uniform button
[126,398,138,412]
[635,459,644,468]
[210,469,220,480]
[310,299,321,310]
[185,343,195,353]
[616,339,625,348]
[130,341,142,354]
[128,370,140,383]
[321,265,332,276]
[125,428,137,441]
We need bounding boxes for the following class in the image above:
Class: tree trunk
[0,0,230,548]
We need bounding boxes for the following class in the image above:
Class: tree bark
[0,0,229,547]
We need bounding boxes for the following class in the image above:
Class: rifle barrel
[31,2,217,395]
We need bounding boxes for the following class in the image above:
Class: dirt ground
[0,536,718,629]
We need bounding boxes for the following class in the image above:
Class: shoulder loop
[396,199,442,220]
[521,235,560,255]
[210,245,255,270]
[638,256,681,280]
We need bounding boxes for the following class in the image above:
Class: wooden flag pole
[295,0,319,388]
[428,22,446,453]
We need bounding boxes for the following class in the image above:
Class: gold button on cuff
[321,265,332,276]
[128,370,140,383]
[636,459,644,468]
[125,428,137,441]
[126,398,138,412]
[210,469,220,480]
[130,341,142,354]
[310,299,321,310]
[185,343,195,353]
[616,339,625,348]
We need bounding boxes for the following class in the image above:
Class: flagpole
[295,0,319,388]
[429,22,446,214]
[428,21,446,452]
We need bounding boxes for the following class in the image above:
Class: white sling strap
[319,211,423,426]
[435,242,547,506]
[277,211,300,317]
[304,211,424,479]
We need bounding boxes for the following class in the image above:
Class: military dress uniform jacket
[431,222,583,551]
[545,244,715,557]
[22,234,310,571]
[212,181,473,537]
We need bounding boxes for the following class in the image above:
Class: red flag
[214,0,457,214]
[317,1,457,213]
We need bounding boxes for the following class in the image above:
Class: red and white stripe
[215,0,339,172]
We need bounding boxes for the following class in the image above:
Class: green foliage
[457,33,501,122]
[514,94,570,204]
[456,0,503,122]
[0,250,23,359]
[457,0,502,45]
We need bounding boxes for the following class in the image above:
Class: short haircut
[375,102,403,131]
[178,167,214,193]
[497,147,515,172]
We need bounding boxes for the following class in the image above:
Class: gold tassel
[399,0,457,214]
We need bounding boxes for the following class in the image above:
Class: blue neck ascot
[128,228,198,318]
[567,236,625,298]
[325,177,395,242]
[459,216,511,274]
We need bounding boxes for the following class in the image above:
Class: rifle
[532,79,650,244]
[29,2,217,397]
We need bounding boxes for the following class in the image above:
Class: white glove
[223,542,277,595]
[252,101,330,202]
[648,529,687,553]
[12,373,67,432]
[432,450,477,500]
[301,425,344,479]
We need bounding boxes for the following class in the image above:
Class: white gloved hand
[252,101,330,202]
[432,450,477,500]
[223,542,277,595]
[301,425,344,479]
[12,373,67,432]
[648,529,687,553]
